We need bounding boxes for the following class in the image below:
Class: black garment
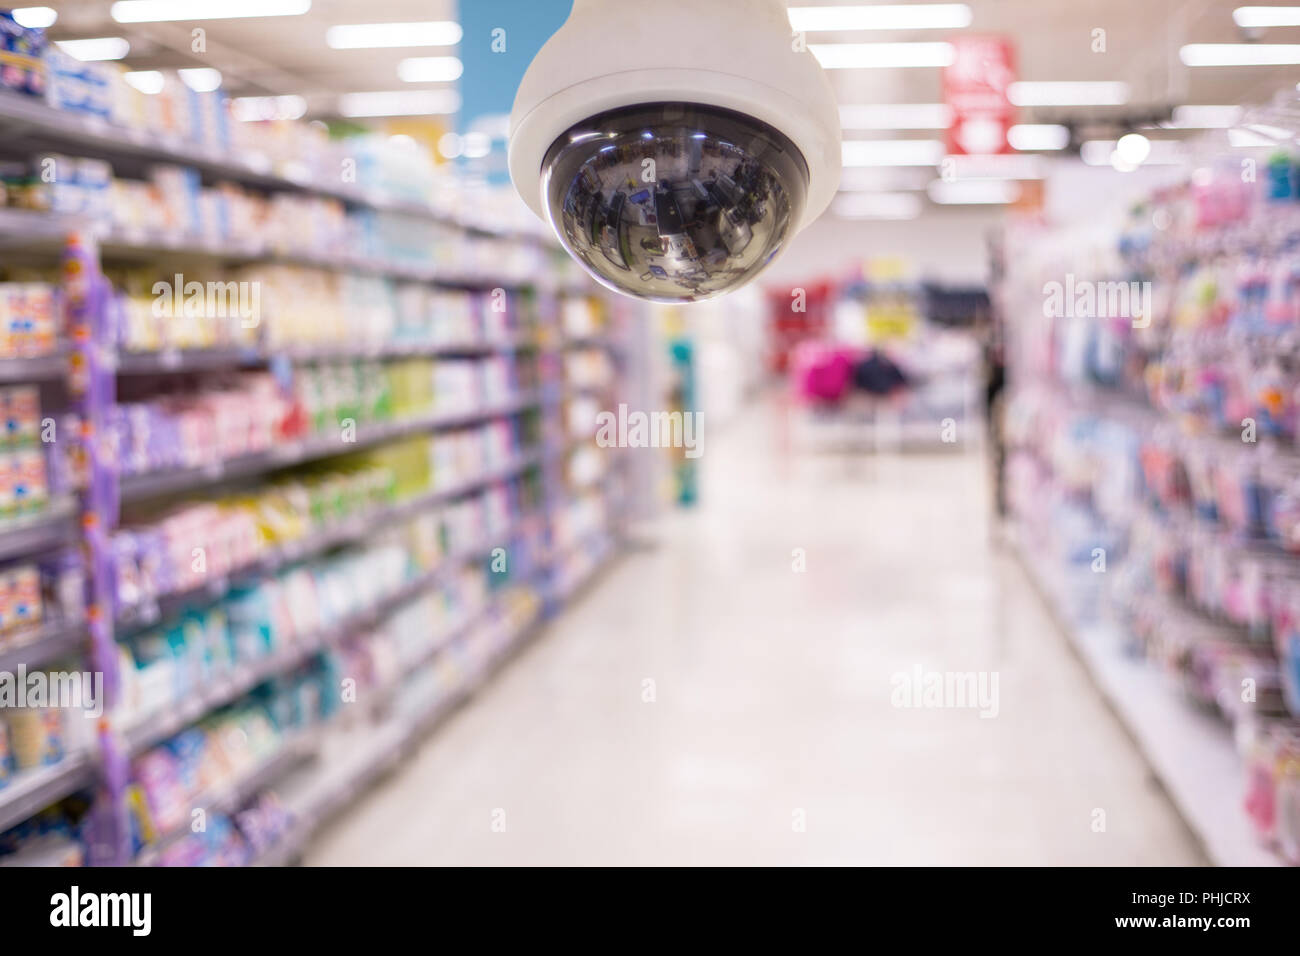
[853,349,908,396]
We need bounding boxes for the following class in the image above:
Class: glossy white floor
[304,396,1206,866]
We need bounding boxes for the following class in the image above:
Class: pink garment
[791,341,856,404]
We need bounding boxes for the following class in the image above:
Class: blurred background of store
[0,0,1298,866]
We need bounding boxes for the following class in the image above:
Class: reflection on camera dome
[543,105,807,303]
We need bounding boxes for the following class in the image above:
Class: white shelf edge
[1012,536,1283,867]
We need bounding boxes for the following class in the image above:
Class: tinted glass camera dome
[541,103,808,303]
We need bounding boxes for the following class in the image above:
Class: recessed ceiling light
[1081,139,1184,165]
[810,42,955,70]
[338,89,461,118]
[1180,43,1300,66]
[1228,127,1279,147]
[11,6,57,28]
[1115,133,1151,165]
[832,192,924,220]
[1232,6,1300,28]
[111,0,311,23]
[123,70,165,95]
[178,67,222,92]
[944,154,1046,180]
[1169,105,1243,128]
[1007,124,1070,151]
[841,139,946,167]
[1007,81,1129,106]
[789,4,972,32]
[839,104,951,130]
[326,21,463,49]
[928,179,1022,204]
[55,37,130,61]
[838,167,932,191]
[396,56,465,83]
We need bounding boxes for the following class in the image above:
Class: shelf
[1012,534,1281,868]
[118,394,539,503]
[0,619,87,673]
[118,518,537,755]
[564,335,620,350]
[0,353,69,384]
[0,753,93,834]
[0,207,84,248]
[0,502,78,562]
[134,735,314,866]
[112,337,537,376]
[95,229,545,290]
[0,91,545,246]
[121,563,445,755]
[115,450,542,631]
[252,602,546,866]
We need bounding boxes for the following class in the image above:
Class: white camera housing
[508,0,841,302]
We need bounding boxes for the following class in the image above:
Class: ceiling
[32,0,1300,117]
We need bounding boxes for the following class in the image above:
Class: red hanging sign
[943,36,1017,156]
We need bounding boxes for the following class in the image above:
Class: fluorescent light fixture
[232,94,307,122]
[1169,104,1243,128]
[943,154,1046,180]
[178,67,222,92]
[396,56,464,83]
[810,42,955,70]
[842,139,946,167]
[838,167,932,191]
[111,0,310,22]
[1233,6,1300,27]
[1228,127,1278,147]
[12,6,57,28]
[338,89,461,118]
[928,179,1021,204]
[839,103,951,130]
[1007,81,1129,106]
[832,192,924,220]
[789,4,972,31]
[1081,138,1185,166]
[1007,124,1069,151]
[326,21,462,49]
[55,37,130,61]
[123,70,165,95]
[1079,141,1113,165]
[1246,122,1295,140]
[1180,43,1300,66]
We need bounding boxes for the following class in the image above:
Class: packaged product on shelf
[0,12,46,99]
[7,705,65,770]
[561,296,603,338]
[43,49,111,119]
[0,719,11,788]
[30,154,112,219]
[3,385,40,445]
[112,372,300,476]
[0,798,88,866]
[0,284,59,358]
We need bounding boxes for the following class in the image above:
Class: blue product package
[1267,153,1296,202]
[166,728,208,798]
[165,618,200,702]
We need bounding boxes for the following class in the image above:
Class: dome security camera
[508,0,841,303]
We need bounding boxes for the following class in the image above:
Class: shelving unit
[0,83,638,867]
[1011,532,1279,868]
[998,110,1300,866]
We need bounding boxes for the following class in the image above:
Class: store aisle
[304,396,1206,866]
